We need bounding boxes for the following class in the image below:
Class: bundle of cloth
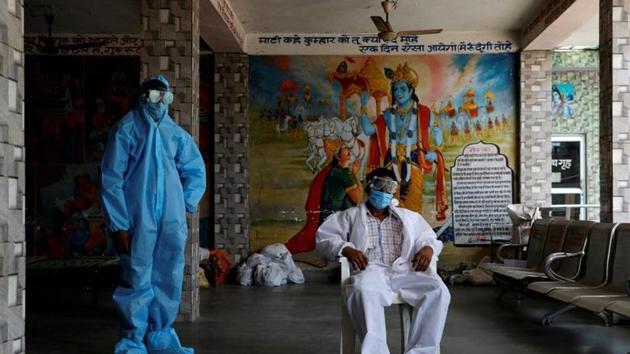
[238,243,305,287]
[198,248,232,287]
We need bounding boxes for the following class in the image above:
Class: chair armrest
[496,243,527,263]
[339,257,351,284]
[543,251,585,282]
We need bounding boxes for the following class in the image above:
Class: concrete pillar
[214,53,249,264]
[601,0,630,222]
[520,51,553,208]
[600,0,613,222]
[551,51,600,221]
[141,0,201,321]
[0,0,25,352]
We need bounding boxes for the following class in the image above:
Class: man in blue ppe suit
[102,75,206,354]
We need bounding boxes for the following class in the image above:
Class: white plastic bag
[239,243,305,286]
[246,253,268,267]
[237,263,253,286]
[261,243,289,260]
[258,262,287,287]
[279,252,305,284]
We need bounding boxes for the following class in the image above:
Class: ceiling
[558,14,599,48]
[523,0,599,50]
[230,0,547,34]
[21,0,597,51]
[200,0,242,52]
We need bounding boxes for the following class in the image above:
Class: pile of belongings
[198,248,232,288]
[448,257,495,286]
[237,243,305,287]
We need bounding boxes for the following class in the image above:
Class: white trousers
[344,265,450,354]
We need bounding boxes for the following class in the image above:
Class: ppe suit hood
[142,75,171,122]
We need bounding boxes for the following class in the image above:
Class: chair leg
[541,304,576,326]
[341,302,356,354]
[596,310,615,327]
[496,282,516,301]
[399,304,412,354]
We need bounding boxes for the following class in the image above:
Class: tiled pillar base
[520,51,553,207]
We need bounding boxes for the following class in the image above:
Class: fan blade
[379,31,397,42]
[397,29,443,36]
[371,16,393,33]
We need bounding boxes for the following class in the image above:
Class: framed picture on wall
[551,83,575,118]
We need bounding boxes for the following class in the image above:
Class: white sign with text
[451,142,514,245]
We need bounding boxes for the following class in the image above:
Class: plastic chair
[339,257,441,354]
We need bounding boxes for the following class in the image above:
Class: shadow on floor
[26,282,630,354]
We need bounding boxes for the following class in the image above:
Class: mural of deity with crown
[248,54,518,265]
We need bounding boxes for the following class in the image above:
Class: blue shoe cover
[115,338,148,354]
[146,328,194,354]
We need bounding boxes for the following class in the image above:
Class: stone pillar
[552,51,600,221]
[600,0,613,222]
[214,53,249,264]
[601,0,630,222]
[0,0,25,352]
[520,51,553,207]
[141,0,201,321]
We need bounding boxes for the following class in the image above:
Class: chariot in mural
[249,53,518,258]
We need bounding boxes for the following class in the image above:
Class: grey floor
[27,283,630,354]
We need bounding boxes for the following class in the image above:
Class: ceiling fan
[34,5,107,55]
[370,0,443,42]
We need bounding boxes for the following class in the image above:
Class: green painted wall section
[552,50,600,220]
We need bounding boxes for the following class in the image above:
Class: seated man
[316,168,450,354]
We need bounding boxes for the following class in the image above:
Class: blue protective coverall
[101,76,206,354]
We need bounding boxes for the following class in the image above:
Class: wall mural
[31,165,106,257]
[26,56,140,257]
[249,54,518,264]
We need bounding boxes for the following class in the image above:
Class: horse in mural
[327,115,367,180]
[275,114,293,134]
[304,115,367,178]
[304,117,329,173]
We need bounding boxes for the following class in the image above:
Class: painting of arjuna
[249,54,517,262]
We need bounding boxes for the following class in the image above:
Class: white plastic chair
[339,257,441,354]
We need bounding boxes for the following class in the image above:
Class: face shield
[369,176,398,194]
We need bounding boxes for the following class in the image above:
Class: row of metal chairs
[480,218,630,326]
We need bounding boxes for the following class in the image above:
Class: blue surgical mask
[368,190,393,210]
[145,101,167,122]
